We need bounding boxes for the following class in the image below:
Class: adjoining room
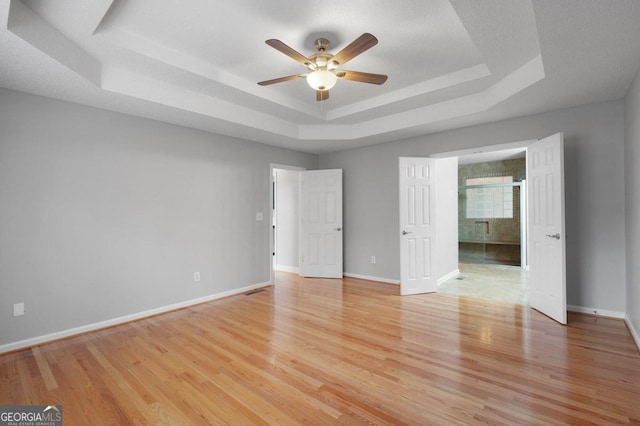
[439,149,529,305]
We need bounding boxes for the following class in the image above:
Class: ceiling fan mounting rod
[314,38,330,52]
[311,38,336,69]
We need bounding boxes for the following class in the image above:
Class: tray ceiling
[1,0,640,153]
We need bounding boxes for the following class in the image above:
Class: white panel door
[399,158,437,295]
[528,133,567,324]
[299,169,343,278]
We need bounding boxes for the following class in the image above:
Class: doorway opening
[402,134,566,322]
[270,165,305,279]
[437,146,530,305]
[270,165,345,280]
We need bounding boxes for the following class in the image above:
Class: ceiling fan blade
[316,90,329,101]
[331,33,378,66]
[257,74,306,86]
[336,70,388,85]
[265,39,314,69]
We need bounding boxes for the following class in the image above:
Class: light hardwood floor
[1,272,639,424]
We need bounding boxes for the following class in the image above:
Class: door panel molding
[527,133,567,324]
[400,157,437,295]
[299,169,343,278]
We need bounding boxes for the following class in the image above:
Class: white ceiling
[1,0,640,154]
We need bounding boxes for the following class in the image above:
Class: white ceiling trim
[325,63,491,121]
[96,21,497,124]
[4,0,639,154]
[101,66,301,139]
[7,0,100,85]
[299,56,545,141]
[94,24,321,119]
[4,0,545,142]
[100,55,543,143]
[0,0,8,27]
[85,0,112,35]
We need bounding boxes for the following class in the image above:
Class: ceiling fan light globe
[306,70,337,91]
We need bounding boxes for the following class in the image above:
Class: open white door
[399,158,437,295]
[299,170,343,278]
[528,133,567,324]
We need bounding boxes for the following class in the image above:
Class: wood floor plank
[1,272,639,424]
[31,346,58,391]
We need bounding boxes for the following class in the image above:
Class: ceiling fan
[257,33,388,101]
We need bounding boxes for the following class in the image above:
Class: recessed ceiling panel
[100,0,485,94]
[3,0,640,154]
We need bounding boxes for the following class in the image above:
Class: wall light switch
[193,272,201,283]
[256,212,264,221]
[13,302,25,317]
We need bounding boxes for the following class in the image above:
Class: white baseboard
[625,315,640,352]
[274,264,299,274]
[437,269,460,286]
[567,304,625,319]
[344,270,460,286]
[344,272,400,285]
[0,281,271,355]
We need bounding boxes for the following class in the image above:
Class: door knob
[546,233,560,240]
[402,230,412,235]
[334,227,342,231]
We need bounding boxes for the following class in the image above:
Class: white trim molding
[437,269,461,286]
[344,272,400,285]
[0,281,271,355]
[567,305,625,319]
[625,315,640,352]
[274,264,299,274]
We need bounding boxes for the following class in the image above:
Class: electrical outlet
[13,302,25,317]
[193,272,201,283]
[371,256,376,264]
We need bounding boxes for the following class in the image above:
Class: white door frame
[429,138,567,323]
[430,139,566,323]
[430,140,536,161]
[430,139,533,271]
[270,164,305,282]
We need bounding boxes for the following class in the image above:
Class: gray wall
[320,100,627,313]
[625,68,640,338]
[0,88,317,346]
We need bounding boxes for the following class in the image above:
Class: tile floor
[438,262,529,305]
